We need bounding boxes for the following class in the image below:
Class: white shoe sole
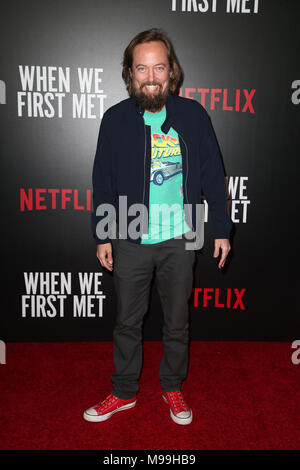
[162,395,193,425]
[83,400,137,422]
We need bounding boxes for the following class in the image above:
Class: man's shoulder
[102,97,134,120]
[173,94,208,118]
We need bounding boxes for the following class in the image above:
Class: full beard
[132,81,170,113]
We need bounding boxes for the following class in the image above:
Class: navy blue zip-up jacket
[91,93,232,244]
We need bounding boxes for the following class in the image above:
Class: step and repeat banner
[1,0,299,341]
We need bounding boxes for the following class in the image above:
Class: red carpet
[0,341,299,450]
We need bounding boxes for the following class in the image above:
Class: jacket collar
[134,93,176,134]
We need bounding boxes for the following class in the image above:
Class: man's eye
[137,67,145,72]
[157,67,164,72]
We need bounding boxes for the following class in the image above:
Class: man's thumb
[107,251,113,264]
[213,246,219,258]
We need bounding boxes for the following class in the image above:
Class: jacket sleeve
[91,112,115,244]
[199,108,232,239]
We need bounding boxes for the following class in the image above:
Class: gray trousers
[110,232,196,399]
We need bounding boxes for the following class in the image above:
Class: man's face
[130,41,173,112]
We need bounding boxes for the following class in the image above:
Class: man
[83,29,232,425]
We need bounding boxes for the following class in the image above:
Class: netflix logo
[193,288,246,310]
[20,188,91,211]
[179,87,256,114]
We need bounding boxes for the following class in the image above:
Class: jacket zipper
[142,119,147,238]
[175,129,195,233]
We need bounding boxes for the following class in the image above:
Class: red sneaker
[162,391,193,425]
[83,393,137,422]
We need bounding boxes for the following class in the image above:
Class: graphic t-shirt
[141,107,191,244]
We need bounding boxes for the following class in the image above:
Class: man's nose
[147,67,154,82]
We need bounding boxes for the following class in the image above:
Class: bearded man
[84,28,232,425]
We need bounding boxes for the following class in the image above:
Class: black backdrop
[1,0,299,341]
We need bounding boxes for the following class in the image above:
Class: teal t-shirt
[141,106,191,244]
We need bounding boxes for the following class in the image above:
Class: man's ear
[129,67,133,78]
[169,68,174,79]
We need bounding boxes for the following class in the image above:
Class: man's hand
[213,239,231,269]
[97,243,113,271]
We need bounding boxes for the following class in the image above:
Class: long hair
[122,28,183,97]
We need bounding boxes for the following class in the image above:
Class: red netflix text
[193,288,246,310]
[20,188,91,211]
[179,88,256,114]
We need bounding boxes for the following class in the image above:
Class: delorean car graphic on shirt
[150,160,182,186]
